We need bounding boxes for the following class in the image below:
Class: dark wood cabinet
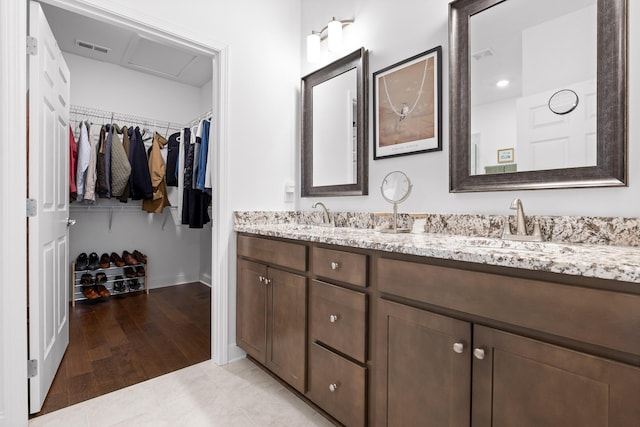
[472,325,640,427]
[236,236,308,393]
[376,299,471,427]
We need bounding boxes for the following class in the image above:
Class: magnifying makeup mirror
[379,171,412,233]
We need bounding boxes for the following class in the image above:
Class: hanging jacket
[196,120,210,191]
[69,126,78,200]
[83,122,98,203]
[75,120,90,201]
[96,126,108,197]
[142,133,171,213]
[128,126,153,200]
[110,124,131,197]
[165,131,180,187]
[119,126,131,202]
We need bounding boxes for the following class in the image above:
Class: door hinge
[27,359,38,378]
[26,198,37,217]
[27,36,38,55]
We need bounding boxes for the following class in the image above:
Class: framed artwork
[497,148,515,163]
[373,46,442,160]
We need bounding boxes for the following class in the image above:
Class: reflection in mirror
[379,171,412,234]
[449,0,627,192]
[312,69,357,186]
[302,48,368,197]
[470,0,596,176]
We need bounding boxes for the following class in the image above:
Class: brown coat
[142,133,171,213]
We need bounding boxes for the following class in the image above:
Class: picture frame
[373,46,442,160]
[497,148,515,163]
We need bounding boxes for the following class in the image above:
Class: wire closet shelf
[69,104,212,135]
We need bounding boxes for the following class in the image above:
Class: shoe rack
[71,259,149,306]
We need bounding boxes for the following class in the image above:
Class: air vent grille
[75,39,111,54]
[471,47,495,61]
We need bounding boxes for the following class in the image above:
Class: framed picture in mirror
[497,148,514,163]
[373,46,442,160]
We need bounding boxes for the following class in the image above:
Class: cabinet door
[375,300,471,427]
[472,325,640,427]
[236,259,268,363]
[266,267,307,392]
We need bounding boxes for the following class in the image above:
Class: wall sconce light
[306,17,354,63]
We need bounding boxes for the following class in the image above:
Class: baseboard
[199,272,212,287]
[148,273,199,289]
[227,344,246,364]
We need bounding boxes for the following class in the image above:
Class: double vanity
[235,212,640,426]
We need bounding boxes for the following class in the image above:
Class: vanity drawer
[310,280,367,363]
[313,247,367,287]
[307,342,366,427]
[237,234,307,272]
[377,257,640,357]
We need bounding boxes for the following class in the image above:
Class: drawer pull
[330,261,340,270]
[473,348,486,360]
[329,383,338,392]
[264,278,271,285]
[329,314,339,323]
[258,275,265,283]
[452,342,464,354]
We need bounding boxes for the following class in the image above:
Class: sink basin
[459,237,577,256]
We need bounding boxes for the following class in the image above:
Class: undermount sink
[462,237,577,256]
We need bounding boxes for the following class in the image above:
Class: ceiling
[40,3,212,88]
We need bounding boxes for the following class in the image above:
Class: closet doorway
[28,0,227,417]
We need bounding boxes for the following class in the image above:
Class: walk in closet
[30,1,217,416]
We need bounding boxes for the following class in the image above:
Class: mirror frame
[449,0,627,192]
[301,47,368,197]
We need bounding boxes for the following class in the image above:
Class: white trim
[36,0,231,368]
[0,0,28,425]
[228,344,247,364]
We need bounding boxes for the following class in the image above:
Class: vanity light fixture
[496,79,510,88]
[306,17,354,62]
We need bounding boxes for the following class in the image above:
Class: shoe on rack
[124,266,136,278]
[113,275,126,293]
[95,284,110,298]
[135,266,145,277]
[82,286,99,300]
[76,253,88,270]
[95,272,107,283]
[80,273,94,285]
[128,279,141,290]
[122,250,137,266]
[132,250,147,264]
[99,253,111,269]
[87,252,100,270]
[110,252,125,267]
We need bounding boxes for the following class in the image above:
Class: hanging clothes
[119,126,132,203]
[192,121,202,190]
[96,126,109,197]
[104,124,113,198]
[182,126,210,228]
[195,120,210,191]
[142,133,171,213]
[204,121,213,191]
[166,132,180,187]
[75,120,91,201]
[128,126,153,200]
[69,126,78,200]
[110,124,131,197]
[177,127,189,223]
[83,122,98,204]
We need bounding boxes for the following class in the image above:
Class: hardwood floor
[32,282,211,417]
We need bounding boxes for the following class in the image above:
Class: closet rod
[186,109,213,128]
[70,104,184,132]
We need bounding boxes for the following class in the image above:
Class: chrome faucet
[502,198,543,242]
[312,202,333,226]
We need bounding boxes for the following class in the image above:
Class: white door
[28,1,71,414]
[516,80,597,172]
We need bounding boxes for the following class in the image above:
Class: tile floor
[29,358,334,427]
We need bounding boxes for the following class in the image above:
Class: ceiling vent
[75,39,110,54]
[471,47,495,61]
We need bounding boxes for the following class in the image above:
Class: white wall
[471,98,518,173]
[64,52,204,124]
[300,0,640,217]
[63,52,211,289]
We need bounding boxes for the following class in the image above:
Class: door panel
[28,1,70,413]
[376,299,471,427]
[236,259,267,363]
[472,325,640,427]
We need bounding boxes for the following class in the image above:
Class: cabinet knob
[452,342,464,354]
[473,348,486,360]
[329,383,338,392]
[264,278,271,285]
[258,275,265,283]
[329,314,339,323]
[330,261,340,270]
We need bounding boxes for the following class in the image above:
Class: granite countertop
[234,223,640,284]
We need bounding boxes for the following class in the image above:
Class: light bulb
[496,79,510,88]
[306,32,320,63]
[327,18,342,52]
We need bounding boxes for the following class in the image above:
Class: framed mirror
[302,48,368,197]
[449,0,627,192]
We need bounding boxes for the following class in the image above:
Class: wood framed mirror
[301,48,368,197]
[449,0,627,192]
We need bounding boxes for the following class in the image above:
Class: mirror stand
[378,171,412,234]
